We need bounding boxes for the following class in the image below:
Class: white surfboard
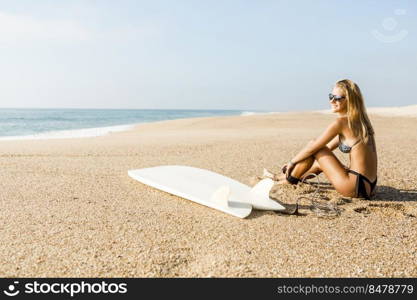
[128,165,285,218]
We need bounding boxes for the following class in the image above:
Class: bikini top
[338,135,361,153]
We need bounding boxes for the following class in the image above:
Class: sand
[0,111,416,277]
[318,104,417,118]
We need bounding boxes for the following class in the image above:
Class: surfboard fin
[250,178,274,197]
[210,185,231,207]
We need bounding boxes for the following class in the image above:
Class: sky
[0,0,416,111]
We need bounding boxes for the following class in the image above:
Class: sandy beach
[1,111,416,277]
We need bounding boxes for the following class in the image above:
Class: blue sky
[0,0,415,111]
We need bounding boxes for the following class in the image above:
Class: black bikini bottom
[347,169,377,199]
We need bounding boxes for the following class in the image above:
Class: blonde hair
[335,79,374,143]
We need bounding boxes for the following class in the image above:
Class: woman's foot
[277,174,303,185]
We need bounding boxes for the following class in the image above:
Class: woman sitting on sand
[266,79,378,199]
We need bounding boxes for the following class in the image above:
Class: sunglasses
[328,93,345,102]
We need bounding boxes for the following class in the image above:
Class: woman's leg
[290,156,315,179]
[273,156,315,181]
[300,160,322,180]
[312,147,356,197]
[291,139,322,180]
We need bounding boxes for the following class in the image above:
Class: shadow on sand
[247,184,417,220]
[373,185,417,202]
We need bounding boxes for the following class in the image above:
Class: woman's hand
[282,161,295,177]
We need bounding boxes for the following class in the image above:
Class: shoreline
[1,104,416,141]
[0,110,253,141]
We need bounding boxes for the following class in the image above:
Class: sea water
[0,108,260,140]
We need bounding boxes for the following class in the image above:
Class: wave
[240,111,258,116]
[0,123,138,141]
[240,111,280,116]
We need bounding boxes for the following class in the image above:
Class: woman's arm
[326,135,340,152]
[290,119,343,164]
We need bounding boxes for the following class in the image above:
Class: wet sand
[0,112,416,277]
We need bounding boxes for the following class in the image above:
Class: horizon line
[0,104,416,111]
[0,107,264,111]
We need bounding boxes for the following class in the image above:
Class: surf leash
[300,173,341,218]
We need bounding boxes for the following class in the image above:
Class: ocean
[0,108,259,140]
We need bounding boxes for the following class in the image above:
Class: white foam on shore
[240,111,281,116]
[316,105,417,117]
[240,111,257,116]
[0,123,138,141]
